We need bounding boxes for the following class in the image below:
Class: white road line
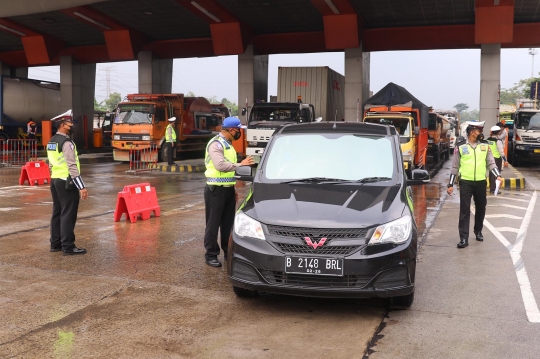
[483,191,540,323]
[490,197,530,203]
[486,204,528,210]
[485,214,523,219]
[495,227,520,233]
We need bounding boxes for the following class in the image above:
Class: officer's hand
[496,176,502,182]
[240,156,255,166]
[447,187,453,195]
[503,161,508,167]
[80,188,88,200]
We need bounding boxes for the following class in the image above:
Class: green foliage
[94,98,106,111]
[460,109,479,122]
[500,85,522,105]
[453,103,469,113]
[104,92,122,111]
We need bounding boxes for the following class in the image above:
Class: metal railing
[1,139,38,167]
[126,143,158,174]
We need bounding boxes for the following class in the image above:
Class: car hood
[244,182,405,228]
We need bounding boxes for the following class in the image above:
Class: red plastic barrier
[19,160,51,186]
[113,182,160,223]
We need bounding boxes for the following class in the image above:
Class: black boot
[457,238,468,248]
[475,231,484,242]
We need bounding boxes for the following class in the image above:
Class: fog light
[374,268,408,289]
[232,261,260,282]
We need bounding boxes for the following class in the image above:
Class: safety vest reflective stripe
[487,139,501,159]
[165,124,176,142]
[459,143,488,181]
[205,135,237,186]
[47,134,80,179]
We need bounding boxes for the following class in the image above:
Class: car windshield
[516,112,540,130]
[263,133,395,182]
[116,105,154,124]
[364,117,410,137]
[428,114,438,130]
[249,107,298,124]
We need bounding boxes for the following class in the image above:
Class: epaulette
[455,138,466,147]
[479,139,489,144]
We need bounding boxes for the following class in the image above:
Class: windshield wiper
[280,177,345,184]
[354,177,393,183]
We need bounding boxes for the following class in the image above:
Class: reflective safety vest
[205,135,237,186]
[458,142,488,181]
[487,138,501,159]
[46,134,80,179]
[165,124,176,143]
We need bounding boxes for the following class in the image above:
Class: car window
[263,133,395,181]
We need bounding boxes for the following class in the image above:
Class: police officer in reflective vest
[47,110,88,255]
[487,125,508,194]
[203,117,254,267]
[447,121,501,248]
[165,117,176,166]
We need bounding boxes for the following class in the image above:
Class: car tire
[232,286,258,298]
[432,149,439,164]
[390,291,414,309]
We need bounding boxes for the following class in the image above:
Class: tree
[460,109,479,122]
[104,92,122,111]
[453,103,469,113]
[94,98,106,111]
[220,98,239,116]
[500,85,523,105]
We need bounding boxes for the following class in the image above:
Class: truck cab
[244,102,316,160]
[427,112,451,163]
[511,108,540,166]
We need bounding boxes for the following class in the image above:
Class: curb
[150,164,205,173]
[486,164,526,189]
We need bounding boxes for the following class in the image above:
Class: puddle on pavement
[411,183,445,237]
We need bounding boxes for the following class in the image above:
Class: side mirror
[241,108,247,116]
[407,169,430,185]
[314,117,323,122]
[414,127,419,136]
[235,165,254,182]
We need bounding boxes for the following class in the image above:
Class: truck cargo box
[277,66,344,122]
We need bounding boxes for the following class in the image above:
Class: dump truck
[510,100,540,166]
[362,82,429,179]
[111,94,218,162]
[0,76,60,143]
[427,112,451,163]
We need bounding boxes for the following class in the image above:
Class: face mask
[476,133,484,141]
[66,124,75,135]
[231,129,242,140]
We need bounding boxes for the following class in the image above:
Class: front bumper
[228,231,417,299]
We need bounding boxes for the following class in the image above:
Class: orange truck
[427,112,451,163]
[362,83,429,178]
[112,94,219,162]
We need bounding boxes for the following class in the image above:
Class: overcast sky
[28,48,538,112]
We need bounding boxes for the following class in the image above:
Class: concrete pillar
[138,51,172,94]
[345,47,370,121]
[479,43,501,130]
[238,44,268,124]
[0,62,9,76]
[60,56,96,150]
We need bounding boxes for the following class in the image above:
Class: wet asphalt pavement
[3,158,537,358]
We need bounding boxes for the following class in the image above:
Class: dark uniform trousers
[166,142,174,165]
[458,179,487,240]
[489,158,503,192]
[204,185,235,260]
[50,178,80,250]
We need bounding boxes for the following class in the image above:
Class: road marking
[495,227,520,233]
[483,191,540,323]
[485,214,523,219]
[486,204,528,210]
[490,197,530,203]
[0,207,20,211]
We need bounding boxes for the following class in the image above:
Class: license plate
[285,256,344,276]
[534,149,540,153]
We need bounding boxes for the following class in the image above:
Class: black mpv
[228,122,429,307]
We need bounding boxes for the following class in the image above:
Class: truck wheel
[444,147,450,160]
[432,149,439,164]
[512,152,521,167]
[0,133,8,141]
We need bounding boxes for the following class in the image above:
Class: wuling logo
[304,237,327,249]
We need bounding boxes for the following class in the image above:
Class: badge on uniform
[461,146,469,155]
[70,143,74,151]
[480,145,487,151]
[47,143,57,151]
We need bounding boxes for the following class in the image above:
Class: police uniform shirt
[450,141,497,177]
[166,125,175,143]
[207,135,239,172]
[49,132,83,180]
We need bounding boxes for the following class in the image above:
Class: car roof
[275,122,396,136]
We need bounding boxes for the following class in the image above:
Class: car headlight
[369,215,412,245]
[113,135,120,140]
[142,135,151,141]
[234,212,265,240]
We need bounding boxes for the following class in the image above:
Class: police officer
[203,117,254,267]
[487,125,507,194]
[47,110,88,255]
[447,122,501,248]
[27,118,36,140]
[165,117,176,166]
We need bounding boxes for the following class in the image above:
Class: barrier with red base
[19,160,51,186]
[113,183,160,223]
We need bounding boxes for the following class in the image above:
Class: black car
[228,122,429,307]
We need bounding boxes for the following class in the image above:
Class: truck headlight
[516,145,525,150]
[428,139,434,143]
[113,135,120,140]
[402,150,413,162]
[369,215,412,245]
[142,135,151,141]
[234,212,265,240]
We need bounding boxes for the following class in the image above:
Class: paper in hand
[494,179,501,196]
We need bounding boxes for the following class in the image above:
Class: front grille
[274,242,360,255]
[267,226,369,239]
[522,137,540,144]
[262,271,372,288]
[119,134,144,141]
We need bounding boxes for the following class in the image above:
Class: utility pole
[529,48,538,79]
